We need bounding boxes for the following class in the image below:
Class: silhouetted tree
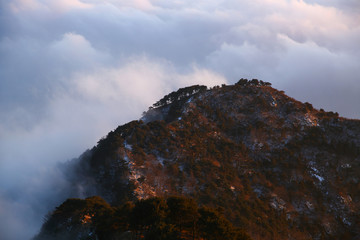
[167,196,199,238]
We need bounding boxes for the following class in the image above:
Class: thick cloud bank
[0,0,359,239]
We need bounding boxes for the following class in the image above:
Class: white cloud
[49,33,99,61]
[261,0,360,53]
[68,56,226,108]
[9,0,92,13]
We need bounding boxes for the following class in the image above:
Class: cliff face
[35,80,360,239]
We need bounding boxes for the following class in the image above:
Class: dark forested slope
[35,79,360,240]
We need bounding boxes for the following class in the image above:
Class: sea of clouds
[0,0,359,239]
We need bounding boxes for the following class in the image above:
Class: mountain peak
[35,80,360,240]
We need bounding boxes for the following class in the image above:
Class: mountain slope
[35,79,360,239]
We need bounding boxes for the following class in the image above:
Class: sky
[0,0,359,239]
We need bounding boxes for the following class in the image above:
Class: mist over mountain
[34,80,360,240]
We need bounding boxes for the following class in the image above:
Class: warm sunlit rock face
[35,80,360,240]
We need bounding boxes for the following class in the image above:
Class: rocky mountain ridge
[35,79,360,239]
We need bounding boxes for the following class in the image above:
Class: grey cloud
[304,0,360,12]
